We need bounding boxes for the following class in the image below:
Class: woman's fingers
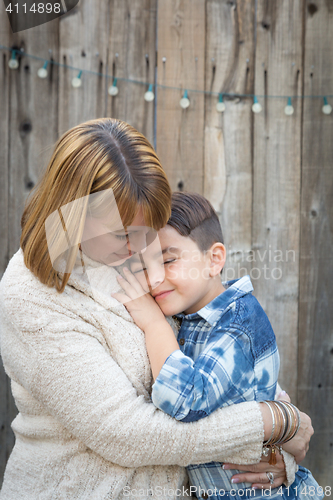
[276,391,291,403]
[282,410,313,463]
[123,267,146,294]
[116,274,142,300]
[229,469,285,490]
[225,450,286,489]
[111,292,131,305]
[250,471,285,490]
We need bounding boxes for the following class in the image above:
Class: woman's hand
[112,267,179,379]
[274,390,314,464]
[281,410,313,463]
[112,267,166,331]
[223,448,286,490]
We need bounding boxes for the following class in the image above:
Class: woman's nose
[127,230,147,254]
[147,266,165,289]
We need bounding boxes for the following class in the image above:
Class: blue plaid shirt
[151,276,280,496]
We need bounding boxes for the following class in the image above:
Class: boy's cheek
[166,265,180,281]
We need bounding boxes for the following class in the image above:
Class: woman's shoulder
[0,248,132,330]
[0,249,82,331]
[0,248,43,297]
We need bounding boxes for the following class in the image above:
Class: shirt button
[179,338,185,345]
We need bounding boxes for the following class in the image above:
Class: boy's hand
[112,267,166,331]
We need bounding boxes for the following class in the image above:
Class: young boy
[113,192,322,500]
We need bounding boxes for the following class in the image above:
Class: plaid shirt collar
[175,275,254,327]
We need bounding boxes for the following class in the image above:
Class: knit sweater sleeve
[0,291,264,469]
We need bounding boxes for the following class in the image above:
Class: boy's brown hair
[167,192,224,252]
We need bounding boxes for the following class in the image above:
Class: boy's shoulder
[215,279,277,358]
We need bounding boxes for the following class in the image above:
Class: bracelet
[263,401,275,446]
[262,401,285,465]
[274,401,290,444]
[281,401,301,443]
[273,401,288,445]
[261,400,301,464]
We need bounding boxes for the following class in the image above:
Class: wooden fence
[0,0,332,490]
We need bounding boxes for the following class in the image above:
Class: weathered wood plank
[0,5,13,488]
[0,12,60,487]
[297,0,333,489]
[204,0,255,283]
[156,0,206,193]
[58,0,109,134]
[6,22,60,258]
[106,0,157,146]
[252,0,304,401]
[0,10,10,276]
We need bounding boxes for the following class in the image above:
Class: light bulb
[144,90,154,102]
[38,67,48,78]
[216,101,226,112]
[252,102,262,113]
[180,97,190,109]
[284,104,294,115]
[8,58,19,69]
[72,77,82,88]
[284,98,294,115]
[252,96,262,113]
[108,84,119,96]
[322,104,332,115]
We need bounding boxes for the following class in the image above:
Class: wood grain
[204,0,255,283]
[0,0,332,488]
[0,5,13,488]
[0,8,60,487]
[106,0,157,146]
[156,0,206,192]
[297,0,333,488]
[253,0,304,401]
[58,0,109,134]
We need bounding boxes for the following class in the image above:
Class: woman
[0,118,312,499]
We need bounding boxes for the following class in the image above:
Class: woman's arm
[0,290,266,469]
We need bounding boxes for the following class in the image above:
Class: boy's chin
[159,305,181,317]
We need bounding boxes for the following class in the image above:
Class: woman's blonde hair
[21,118,171,293]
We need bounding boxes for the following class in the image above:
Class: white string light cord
[2,45,333,115]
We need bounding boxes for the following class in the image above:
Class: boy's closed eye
[130,258,176,275]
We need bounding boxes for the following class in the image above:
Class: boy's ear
[208,243,226,277]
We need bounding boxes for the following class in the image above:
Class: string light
[1,47,332,115]
[180,90,190,109]
[322,97,332,115]
[284,97,294,115]
[216,93,226,112]
[72,70,82,88]
[108,78,119,96]
[37,61,48,79]
[144,84,155,102]
[8,50,19,69]
[252,96,262,113]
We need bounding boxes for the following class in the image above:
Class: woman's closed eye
[114,233,128,240]
[131,267,146,274]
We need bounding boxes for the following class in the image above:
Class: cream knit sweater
[0,249,295,499]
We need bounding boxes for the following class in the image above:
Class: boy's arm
[112,268,180,379]
[152,326,279,422]
[112,269,279,423]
